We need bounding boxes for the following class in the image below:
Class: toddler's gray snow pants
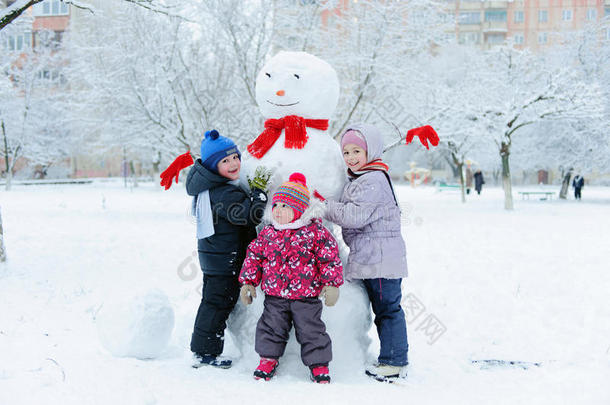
[255,295,332,367]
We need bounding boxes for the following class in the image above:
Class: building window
[458,31,480,44]
[485,10,507,22]
[4,31,32,51]
[514,10,524,23]
[539,10,548,23]
[36,68,66,85]
[538,32,548,44]
[513,34,524,45]
[562,9,572,21]
[606,8,610,17]
[459,12,481,24]
[34,30,64,49]
[606,29,610,41]
[586,8,597,20]
[487,33,505,44]
[33,0,69,16]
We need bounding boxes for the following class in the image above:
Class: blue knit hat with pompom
[200,129,241,173]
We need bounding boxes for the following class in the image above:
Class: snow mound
[96,289,175,360]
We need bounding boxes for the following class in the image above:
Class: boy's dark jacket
[186,159,266,276]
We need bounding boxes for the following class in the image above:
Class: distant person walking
[466,166,473,195]
[474,170,485,195]
[572,174,584,200]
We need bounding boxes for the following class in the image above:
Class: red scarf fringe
[247,115,329,159]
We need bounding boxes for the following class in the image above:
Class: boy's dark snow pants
[190,274,240,356]
[255,295,332,367]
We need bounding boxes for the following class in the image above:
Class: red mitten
[313,190,326,202]
[406,125,439,150]
[159,151,194,190]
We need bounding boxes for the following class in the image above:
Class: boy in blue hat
[182,130,268,368]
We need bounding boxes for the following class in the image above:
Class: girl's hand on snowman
[248,166,274,192]
[405,125,439,150]
[240,284,257,305]
[320,286,339,307]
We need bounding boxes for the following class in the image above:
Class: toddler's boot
[253,357,279,381]
[310,365,331,384]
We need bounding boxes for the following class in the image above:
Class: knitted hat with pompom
[272,172,310,221]
[200,129,241,173]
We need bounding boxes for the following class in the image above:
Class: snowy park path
[1,181,609,405]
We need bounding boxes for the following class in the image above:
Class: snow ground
[1,180,609,405]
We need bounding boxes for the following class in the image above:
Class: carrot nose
[276,90,285,96]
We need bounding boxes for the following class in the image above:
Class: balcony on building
[483,9,507,33]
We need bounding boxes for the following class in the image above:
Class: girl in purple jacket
[239,173,343,384]
[321,123,409,382]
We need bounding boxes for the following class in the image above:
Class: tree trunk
[5,170,12,191]
[130,160,138,188]
[0,206,6,262]
[443,155,460,179]
[2,119,10,191]
[458,162,466,203]
[500,142,513,210]
[559,169,572,199]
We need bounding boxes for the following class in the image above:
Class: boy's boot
[310,365,331,384]
[253,357,279,381]
[192,353,232,369]
[365,363,406,382]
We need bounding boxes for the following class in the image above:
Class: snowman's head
[256,51,339,120]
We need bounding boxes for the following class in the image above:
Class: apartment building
[449,0,610,50]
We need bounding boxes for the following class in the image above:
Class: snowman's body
[231,52,373,377]
[242,129,346,200]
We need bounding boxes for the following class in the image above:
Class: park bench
[436,182,461,192]
[518,191,555,201]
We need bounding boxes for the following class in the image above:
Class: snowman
[229,51,373,379]
[240,51,346,200]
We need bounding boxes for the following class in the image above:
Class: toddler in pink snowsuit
[239,172,343,384]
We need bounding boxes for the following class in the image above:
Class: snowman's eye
[265,72,271,78]
[294,74,300,79]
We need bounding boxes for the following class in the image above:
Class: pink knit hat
[341,129,367,151]
[272,173,310,221]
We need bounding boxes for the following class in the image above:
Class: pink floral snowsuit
[239,218,343,367]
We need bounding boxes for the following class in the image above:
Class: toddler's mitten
[248,166,273,192]
[159,151,194,190]
[320,286,339,307]
[240,284,257,305]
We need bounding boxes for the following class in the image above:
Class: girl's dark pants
[363,278,409,367]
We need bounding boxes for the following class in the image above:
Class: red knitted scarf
[247,115,329,159]
[348,159,389,178]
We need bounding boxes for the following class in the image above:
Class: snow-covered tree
[466,45,604,209]
[501,21,609,192]
[67,0,451,171]
[0,0,184,31]
[1,27,72,189]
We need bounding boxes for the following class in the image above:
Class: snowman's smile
[266,100,300,107]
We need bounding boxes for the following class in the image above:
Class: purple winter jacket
[324,123,408,281]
